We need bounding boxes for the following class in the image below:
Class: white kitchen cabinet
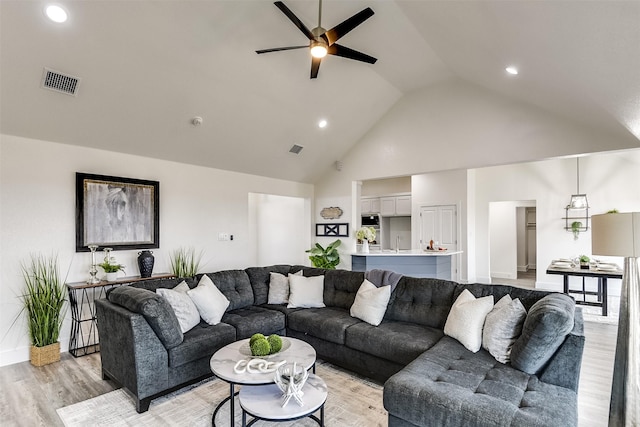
[395,196,412,215]
[380,197,396,216]
[380,195,412,216]
[361,197,380,214]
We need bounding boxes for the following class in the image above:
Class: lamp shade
[591,213,640,257]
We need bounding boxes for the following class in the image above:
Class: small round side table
[238,374,327,427]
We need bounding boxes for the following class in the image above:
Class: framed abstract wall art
[75,172,159,252]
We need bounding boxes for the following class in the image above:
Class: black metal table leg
[602,277,608,316]
[212,383,238,427]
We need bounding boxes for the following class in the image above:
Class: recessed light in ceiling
[505,66,518,75]
[318,119,328,129]
[45,5,68,23]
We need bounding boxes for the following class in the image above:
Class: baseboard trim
[0,338,69,367]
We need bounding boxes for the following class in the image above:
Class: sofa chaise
[95,265,584,426]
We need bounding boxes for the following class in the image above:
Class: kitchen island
[351,250,462,280]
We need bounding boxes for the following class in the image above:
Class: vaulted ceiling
[1,0,639,183]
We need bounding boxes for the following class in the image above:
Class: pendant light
[567,157,589,209]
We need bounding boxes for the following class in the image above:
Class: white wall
[0,134,313,366]
[314,79,634,276]
[361,176,411,197]
[489,202,518,280]
[473,151,640,293]
[411,169,468,280]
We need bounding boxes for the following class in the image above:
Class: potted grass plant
[20,253,67,367]
[170,247,203,278]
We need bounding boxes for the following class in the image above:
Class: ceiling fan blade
[323,7,374,46]
[274,1,314,41]
[256,45,308,54]
[310,56,321,79]
[328,44,377,64]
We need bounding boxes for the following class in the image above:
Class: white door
[420,205,458,279]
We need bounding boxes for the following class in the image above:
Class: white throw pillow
[187,275,230,325]
[350,279,391,326]
[444,289,494,353]
[482,294,527,363]
[156,281,200,333]
[287,274,325,308]
[267,270,302,304]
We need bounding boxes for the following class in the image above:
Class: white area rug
[57,361,386,427]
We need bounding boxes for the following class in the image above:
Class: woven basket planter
[30,342,60,367]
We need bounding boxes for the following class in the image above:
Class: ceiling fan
[256,0,377,79]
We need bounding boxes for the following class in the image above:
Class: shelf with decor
[563,206,589,239]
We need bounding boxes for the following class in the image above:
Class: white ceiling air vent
[289,144,304,154]
[41,68,80,96]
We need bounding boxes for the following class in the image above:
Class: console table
[66,273,174,357]
[546,265,622,316]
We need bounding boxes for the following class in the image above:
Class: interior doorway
[248,193,309,266]
[489,200,536,287]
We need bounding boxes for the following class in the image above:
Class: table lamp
[591,213,639,427]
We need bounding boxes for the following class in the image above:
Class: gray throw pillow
[510,293,575,374]
[482,295,526,364]
[109,286,183,349]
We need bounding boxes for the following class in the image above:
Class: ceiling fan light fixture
[310,41,328,58]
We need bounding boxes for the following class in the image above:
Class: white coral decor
[355,226,376,242]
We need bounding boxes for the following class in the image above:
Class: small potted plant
[99,259,125,281]
[19,253,67,366]
[305,239,342,269]
[570,221,582,240]
[579,255,590,270]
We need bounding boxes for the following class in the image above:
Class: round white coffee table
[210,337,316,427]
[239,374,327,426]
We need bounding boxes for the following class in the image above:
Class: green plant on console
[306,239,341,269]
[98,260,125,273]
[19,254,67,348]
[579,255,590,263]
[170,247,203,278]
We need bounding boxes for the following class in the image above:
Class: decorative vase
[580,262,589,270]
[105,272,118,282]
[361,240,369,253]
[30,342,60,367]
[138,250,154,278]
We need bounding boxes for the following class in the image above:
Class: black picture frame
[75,172,159,252]
[315,223,349,237]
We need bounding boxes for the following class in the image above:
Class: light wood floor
[0,321,616,427]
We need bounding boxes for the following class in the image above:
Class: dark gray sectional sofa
[95,265,585,426]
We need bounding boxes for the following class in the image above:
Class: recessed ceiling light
[318,119,328,129]
[45,5,68,23]
[505,66,518,75]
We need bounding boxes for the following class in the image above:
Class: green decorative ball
[249,333,266,346]
[267,334,283,354]
[250,338,271,357]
